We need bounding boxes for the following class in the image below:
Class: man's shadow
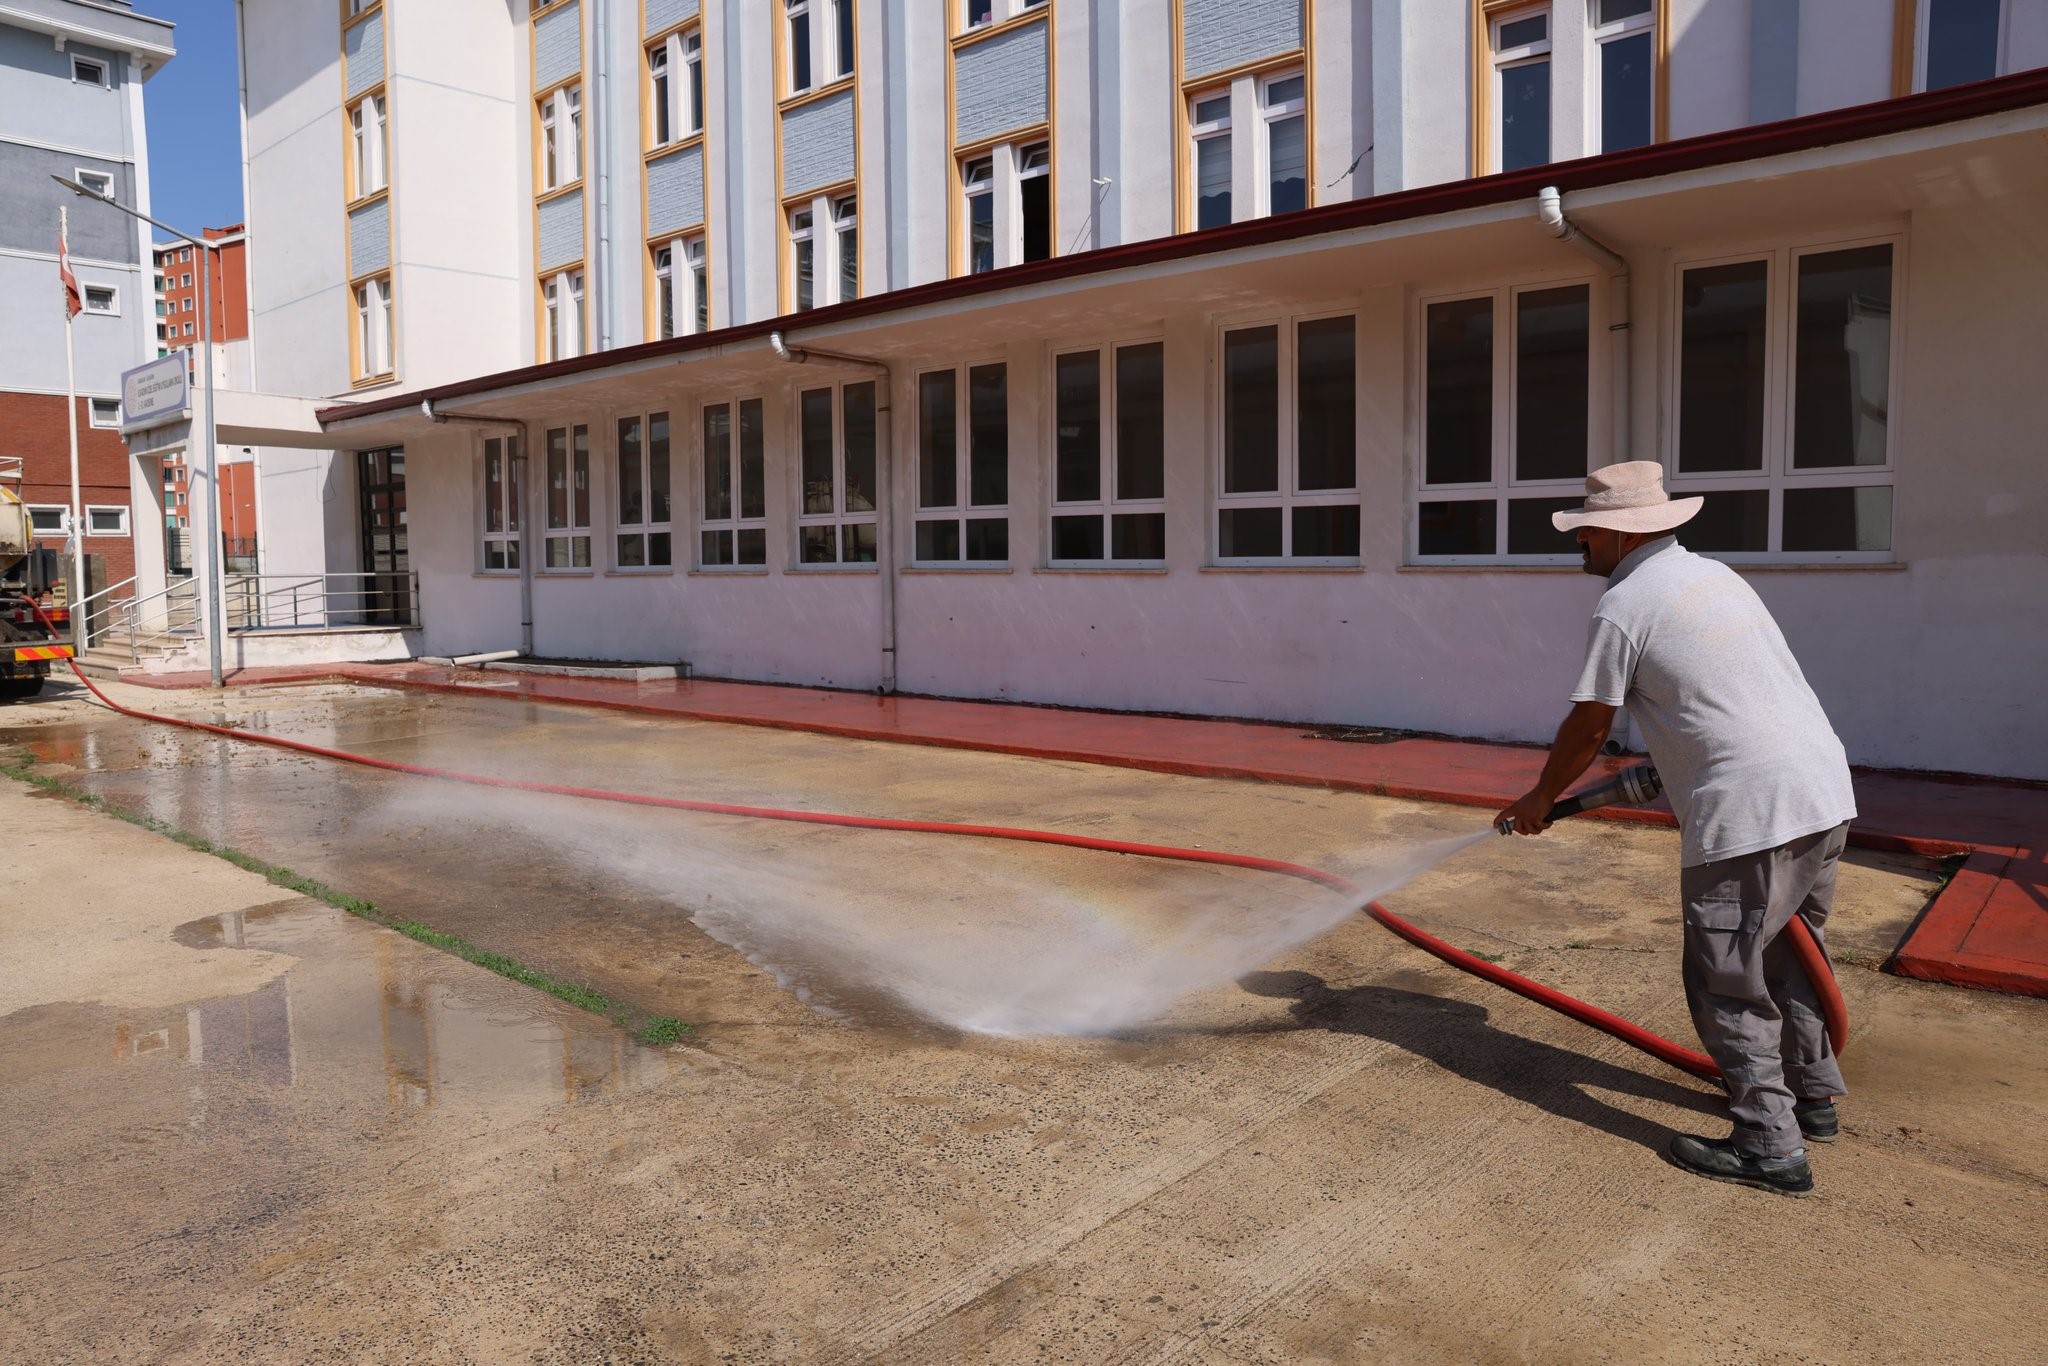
[1238,972,1723,1153]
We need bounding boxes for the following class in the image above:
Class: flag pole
[60,204,86,652]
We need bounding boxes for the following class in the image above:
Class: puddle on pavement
[5,901,673,1118]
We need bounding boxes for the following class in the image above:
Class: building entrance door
[357,447,408,625]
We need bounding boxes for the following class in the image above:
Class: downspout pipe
[1536,187,1630,469]
[770,331,898,695]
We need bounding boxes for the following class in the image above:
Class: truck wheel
[0,676,44,699]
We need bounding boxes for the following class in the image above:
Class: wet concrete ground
[2,677,2045,1362]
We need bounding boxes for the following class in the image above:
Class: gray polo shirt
[1572,536,1857,866]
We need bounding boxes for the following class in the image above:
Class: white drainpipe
[1537,187,1630,468]
[770,331,898,695]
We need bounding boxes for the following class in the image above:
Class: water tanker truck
[0,461,75,699]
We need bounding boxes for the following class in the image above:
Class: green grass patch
[1471,951,1508,963]
[3,754,691,1046]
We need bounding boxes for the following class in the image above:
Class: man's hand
[1496,789,1555,836]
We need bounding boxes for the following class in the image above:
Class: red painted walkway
[119,661,2048,997]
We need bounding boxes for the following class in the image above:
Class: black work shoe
[1794,1099,1840,1143]
[1666,1134,1814,1198]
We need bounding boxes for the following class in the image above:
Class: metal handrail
[82,571,419,667]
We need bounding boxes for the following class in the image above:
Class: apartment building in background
[213,0,2048,778]
[1,0,175,593]
[149,226,256,567]
[153,224,249,355]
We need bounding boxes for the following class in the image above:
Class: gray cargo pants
[1680,822,1851,1157]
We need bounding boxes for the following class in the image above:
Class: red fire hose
[34,627,1846,1084]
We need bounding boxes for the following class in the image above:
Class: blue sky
[142,0,244,241]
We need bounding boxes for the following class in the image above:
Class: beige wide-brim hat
[1551,460,1704,534]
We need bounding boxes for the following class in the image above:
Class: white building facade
[234,0,2048,780]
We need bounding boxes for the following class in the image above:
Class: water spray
[1496,763,1663,835]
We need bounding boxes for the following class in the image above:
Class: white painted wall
[1665,0,1751,139]
[1796,0,1895,116]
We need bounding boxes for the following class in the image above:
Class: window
[182,273,192,287]
[1190,91,1232,229]
[790,207,815,310]
[966,0,993,27]
[700,399,767,567]
[1017,143,1050,263]
[831,0,854,80]
[82,285,117,315]
[1494,10,1551,172]
[958,141,1048,275]
[962,0,1042,30]
[539,84,582,190]
[964,156,995,273]
[797,382,879,564]
[355,275,394,378]
[786,0,850,90]
[787,194,855,310]
[543,269,584,361]
[182,321,194,336]
[542,424,591,568]
[916,363,1009,563]
[834,196,859,301]
[89,397,121,428]
[350,93,388,197]
[1415,283,1594,560]
[1215,313,1359,562]
[1188,67,1306,229]
[75,169,113,199]
[1050,341,1166,564]
[786,0,813,94]
[648,27,704,145]
[1260,73,1307,216]
[72,55,107,87]
[86,506,130,537]
[28,507,67,536]
[1919,0,2008,91]
[615,412,673,568]
[1591,0,1654,153]
[1668,239,1899,560]
[652,234,709,339]
[481,435,522,570]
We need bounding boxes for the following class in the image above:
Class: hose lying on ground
[35,626,1847,1084]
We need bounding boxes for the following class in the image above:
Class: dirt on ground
[1,678,2042,1363]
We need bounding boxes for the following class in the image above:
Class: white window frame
[1212,308,1362,567]
[1256,70,1307,218]
[71,55,107,87]
[27,505,68,536]
[794,380,881,568]
[789,203,816,310]
[613,410,675,571]
[479,433,522,573]
[1662,231,1905,565]
[1588,0,1656,153]
[1411,278,1601,565]
[914,360,1011,566]
[1915,0,2011,91]
[698,397,769,569]
[827,0,854,81]
[85,505,130,537]
[832,194,859,303]
[81,284,118,316]
[1492,8,1553,173]
[543,268,585,362]
[538,83,582,191]
[540,423,592,571]
[1047,337,1169,568]
[1188,87,1233,229]
[962,0,1042,31]
[89,397,121,428]
[354,274,394,378]
[962,154,996,273]
[959,140,1048,275]
[787,192,856,309]
[785,0,816,95]
[74,168,114,199]
[350,92,388,198]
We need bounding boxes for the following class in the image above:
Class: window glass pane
[1196,133,1232,229]
[968,183,994,273]
[844,522,876,563]
[916,518,959,561]
[1926,0,2002,90]
[1219,506,1283,558]
[1223,326,1279,494]
[801,388,835,514]
[1115,342,1165,501]
[802,524,837,563]
[1297,316,1356,491]
[790,10,811,89]
[484,443,504,534]
[919,371,957,507]
[739,398,766,519]
[650,413,670,524]
[1292,505,1359,557]
[843,382,876,513]
[737,527,767,564]
[618,534,646,567]
[703,528,732,564]
[1598,0,1653,22]
[839,217,858,299]
[1110,512,1165,560]
[1506,496,1584,554]
[617,417,643,526]
[967,0,991,27]
[1052,514,1104,560]
[1425,298,1493,485]
[486,543,507,570]
[968,363,1008,506]
[1268,114,1306,215]
[573,427,590,524]
[1418,500,1496,555]
[1600,31,1653,152]
[965,517,1008,561]
[795,237,814,310]
[1782,486,1892,553]
[1265,75,1305,106]
[1499,60,1550,171]
[649,531,670,566]
[1515,285,1589,482]
[1055,351,1101,503]
[835,0,853,77]
[1679,260,1769,473]
[1683,488,1769,552]
[546,428,568,528]
[1793,245,1892,469]
[1500,15,1548,46]
[1020,171,1050,263]
[702,404,731,521]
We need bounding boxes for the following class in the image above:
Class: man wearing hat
[1496,461,1858,1198]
